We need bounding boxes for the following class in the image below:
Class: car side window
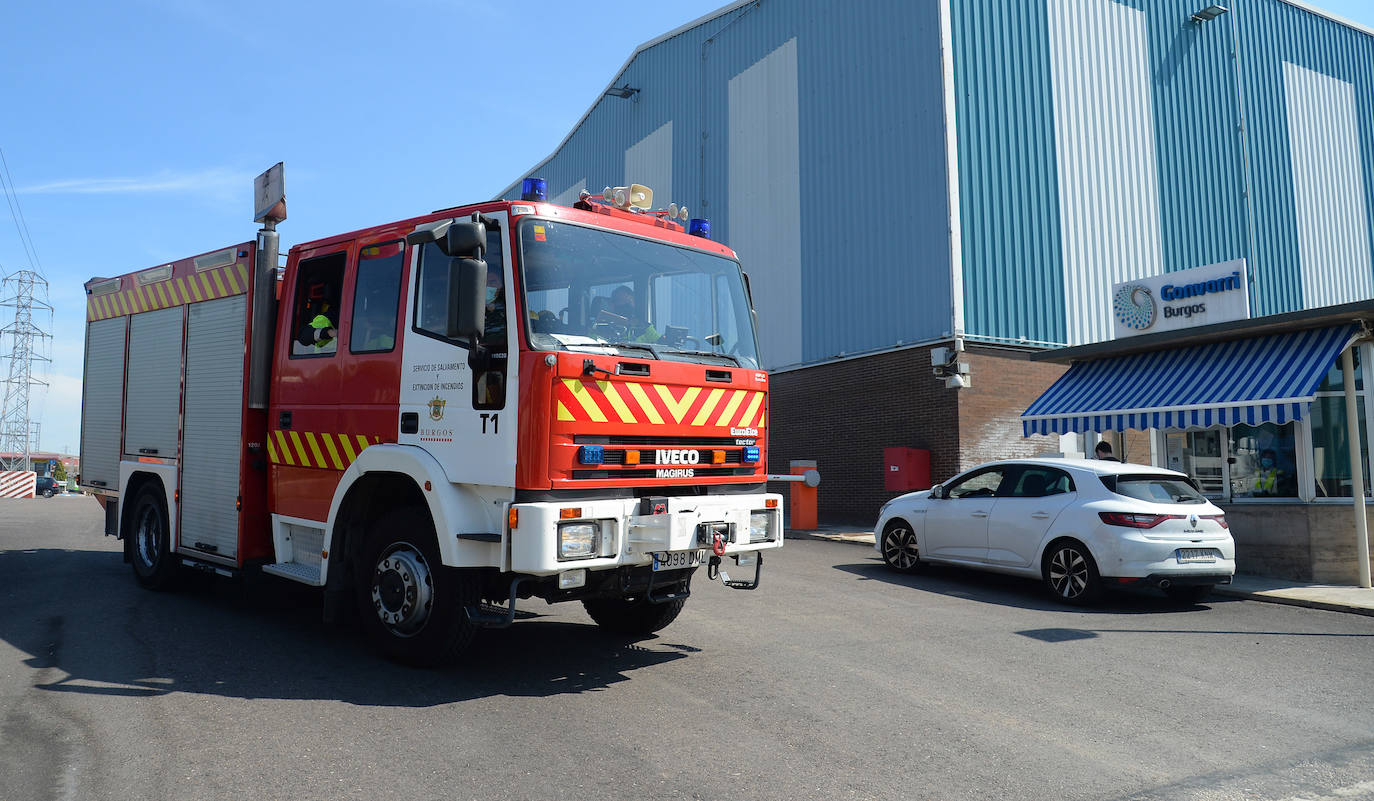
[947,469,1005,499]
[1007,467,1074,498]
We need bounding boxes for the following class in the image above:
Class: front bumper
[508,492,784,575]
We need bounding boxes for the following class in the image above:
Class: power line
[0,149,43,278]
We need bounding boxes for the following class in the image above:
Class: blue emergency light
[688,218,711,239]
[578,445,605,465]
[743,446,760,464]
[521,177,547,202]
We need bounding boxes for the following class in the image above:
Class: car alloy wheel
[881,521,921,573]
[1045,541,1101,604]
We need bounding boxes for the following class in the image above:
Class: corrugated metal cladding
[502,0,954,370]
[953,0,1374,346]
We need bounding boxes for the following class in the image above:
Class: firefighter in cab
[296,283,339,353]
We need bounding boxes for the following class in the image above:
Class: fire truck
[79,166,783,665]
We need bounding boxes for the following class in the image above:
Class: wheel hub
[883,528,918,570]
[136,508,160,567]
[1049,547,1088,598]
[371,546,434,636]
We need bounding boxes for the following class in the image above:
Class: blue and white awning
[1021,325,1362,436]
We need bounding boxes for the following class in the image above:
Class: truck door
[271,244,351,522]
[399,211,517,490]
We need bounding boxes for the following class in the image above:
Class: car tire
[129,484,179,590]
[880,519,922,574]
[42,489,54,498]
[1163,584,1213,605]
[583,593,688,635]
[1042,539,1102,605]
[355,506,480,667]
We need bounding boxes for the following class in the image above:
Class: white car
[874,458,1235,604]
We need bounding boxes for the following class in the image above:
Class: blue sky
[2,0,1372,456]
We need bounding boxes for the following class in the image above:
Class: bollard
[789,459,818,530]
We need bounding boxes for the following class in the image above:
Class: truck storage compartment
[80,316,127,491]
[124,306,184,458]
[180,294,247,559]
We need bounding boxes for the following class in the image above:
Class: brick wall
[767,348,959,525]
[767,345,1067,527]
[955,347,1067,471]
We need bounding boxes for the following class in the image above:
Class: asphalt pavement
[4,498,1374,801]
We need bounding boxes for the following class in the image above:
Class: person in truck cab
[296,292,338,353]
[602,285,660,344]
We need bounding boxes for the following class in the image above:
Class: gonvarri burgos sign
[1111,259,1249,338]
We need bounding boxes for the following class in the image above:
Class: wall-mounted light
[1191,4,1228,22]
[604,84,640,101]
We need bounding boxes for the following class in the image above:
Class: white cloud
[18,168,249,200]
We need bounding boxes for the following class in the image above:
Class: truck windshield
[517,218,760,369]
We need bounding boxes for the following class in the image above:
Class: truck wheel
[130,484,178,590]
[583,593,688,636]
[356,506,479,667]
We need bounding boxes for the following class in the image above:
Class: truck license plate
[1177,548,1216,563]
[652,550,706,572]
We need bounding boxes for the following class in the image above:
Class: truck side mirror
[445,221,486,259]
[447,257,486,341]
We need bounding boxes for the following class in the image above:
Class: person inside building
[599,284,660,343]
[1094,440,1120,461]
[1252,448,1285,496]
[296,291,338,353]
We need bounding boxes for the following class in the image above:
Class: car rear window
[1101,474,1206,504]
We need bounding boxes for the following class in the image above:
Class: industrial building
[501,0,1374,582]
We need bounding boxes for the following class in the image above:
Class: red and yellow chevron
[87,261,250,322]
[554,379,767,429]
[267,431,384,471]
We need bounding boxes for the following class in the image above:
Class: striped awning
[1021,324,1362,436]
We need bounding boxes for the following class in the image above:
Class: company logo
[427,396,446,421]
[655,468,695,478]
[1113,285,1156,331]
[655,449,701,465]
[1189,514,1199,528]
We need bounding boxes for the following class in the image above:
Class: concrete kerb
[790,528,1374,617]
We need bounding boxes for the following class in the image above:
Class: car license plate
[1177,548,1216,564]
[652,549,706,572]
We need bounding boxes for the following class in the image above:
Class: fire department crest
[427,396,446,421]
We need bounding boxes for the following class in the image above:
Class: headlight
[749,510,775,543]
[558,522,600,560]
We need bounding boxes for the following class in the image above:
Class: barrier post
[789,459,818,530]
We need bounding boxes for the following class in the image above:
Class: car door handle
[971,511,989,518]
[1032,512,1051,519]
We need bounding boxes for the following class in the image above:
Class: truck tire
[355,506,479,667]
[129,483,179,590]
[582,594,688,636]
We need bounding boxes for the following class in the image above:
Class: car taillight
[1098,512,1180,529]
[1202,514,1229,529]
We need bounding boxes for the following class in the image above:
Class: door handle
[1032,512,1050,519]
[971,511,989,518]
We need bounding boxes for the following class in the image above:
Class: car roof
[981,457,1188,478]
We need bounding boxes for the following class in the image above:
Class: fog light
[558,522,599,560]
[749,510,775,543]
[558,569,587,589]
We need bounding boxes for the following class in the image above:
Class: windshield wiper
[607,341,665,359]
[666,348,739,366]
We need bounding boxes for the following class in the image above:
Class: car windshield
[1103,474,1207,504]
[517,218,760,368]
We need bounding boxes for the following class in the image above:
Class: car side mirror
[447,257,486,341]
[930,484,944,499]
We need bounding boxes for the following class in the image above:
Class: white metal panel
[728,37,802,368]
[180,295,246,559]
[1048,0,1164,345]
[552,178,587,207]
[124,307,183,457]
[81,315,127,490]
[1283,61,1374,309]
[624,121,673,205]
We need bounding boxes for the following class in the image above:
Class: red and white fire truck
[80,167,783,665]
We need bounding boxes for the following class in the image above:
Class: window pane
[1009,468,1071,497]
[1311,396,1371,497]
[1163,430,1224,495]
[1107,476,1207,504]
[1316,349,1362,392]
[1228,422,1297,498]
[291,252,345,357]
[415,241,451,339]
[949,470,1003,498]
[350,242,403,353]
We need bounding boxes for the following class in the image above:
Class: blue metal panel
[503,0,954,369]
[950,0,1066,346]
